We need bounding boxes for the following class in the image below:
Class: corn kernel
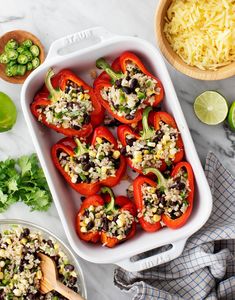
[117,235,123,240]
[21,238,27,245]
[80,227,87,233]
[144,150,149,155]
[64,164,69,172]
[0,272,3,280]
[78,94,84,100]
[84,94,90,100]
[107,215,113,221]
[89,150,96,158]
[112,150,120,159]
[96,137,102,144]
[36,270,42,279]
[153,215,161,222]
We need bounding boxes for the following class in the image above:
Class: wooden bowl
[155,0,235,80]
[0,30,45,84]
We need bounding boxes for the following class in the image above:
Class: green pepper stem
[74,138,87,156]
[141,107,155,140]
[101,187,116,213]
[143,168,167,189]
[96,58,123,81]
[45,68,63,102]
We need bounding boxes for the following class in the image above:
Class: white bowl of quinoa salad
[0,219,87,300]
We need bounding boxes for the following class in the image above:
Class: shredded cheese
[164,0,235,70]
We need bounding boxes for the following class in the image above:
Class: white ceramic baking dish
[21,27,212,272]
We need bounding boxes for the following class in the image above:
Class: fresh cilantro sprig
[0,154,52,212]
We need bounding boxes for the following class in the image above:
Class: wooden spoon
[38,253,85,300]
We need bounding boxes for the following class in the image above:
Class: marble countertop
[0,0,234,299]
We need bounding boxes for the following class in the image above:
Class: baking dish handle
[116,238,187,272]
[46,26,114,60]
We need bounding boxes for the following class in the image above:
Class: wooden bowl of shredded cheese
[155,0,235,80]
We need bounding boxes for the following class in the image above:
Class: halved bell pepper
[161,162,194,229]
[133,162,194,232]
[76,195,103,243]
[93,51,164,124]
[76,187,136,248]
[133,176,161,232]
[51,126,126,196]
[31,68,104,138]
[118,107,184,174]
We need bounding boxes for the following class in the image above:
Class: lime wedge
[0,92,17,132]
[194,91,228,125]
[228,101,235,131]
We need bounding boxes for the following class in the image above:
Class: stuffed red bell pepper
[31,68,104,137]
[94,51,164,124]
[133,162,194,231]
[118,107,184,174]
[76,187,136,248]
[51,126,126,196]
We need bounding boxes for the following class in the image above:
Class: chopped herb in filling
[58,138,120,184]
[101,62,161,120]
[123,121,179,170]
[79,205,134,241]
[139,170,189,223]
[37,79,93,129]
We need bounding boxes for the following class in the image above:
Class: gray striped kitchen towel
[114,152,235,300]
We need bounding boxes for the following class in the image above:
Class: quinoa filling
[122,121,179,170]
[79,205,134,241]
[0,226,79,299]
[139,170,190,224]
[101,62,161,120]
[37,79,94,130]
[58,138,121,184]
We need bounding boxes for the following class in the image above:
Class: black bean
[130,78,138,90]
[86,221,94,231]
[120,147,127,155]
[115,79,122,88]
[73,125,81,130]
[125,226,132,236]
[84,210,89,217]
[126,75,131,81]
[84,114,91,124]
[72,286,78,292]
[125,114,135,120]
[68,276,77,286]
[65,264,75,271]
[113,215,119,222]
[126,137,135,146]
[122,86,132,94]
[156,208,164,215]
[177,182,185,190]
[23,228,30,236]
[47,240,54,248]
[102,217,109,231]
[104,118,121,127]
[82,164,90,172]
[81,196,86,202]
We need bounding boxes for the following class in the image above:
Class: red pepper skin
[117,110,184,174]
[133,176,162,232]
[31,69,104,138]
[101,195,137,248]
[76,195,104,243]
[162,162,194,229]
[51,126,126,196]
[93,52,164,124]
[153,112,184,164]
[76,192,136,247]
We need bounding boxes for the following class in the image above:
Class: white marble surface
[0,0,234,299]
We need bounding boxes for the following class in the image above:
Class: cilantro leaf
[0,154,52,212]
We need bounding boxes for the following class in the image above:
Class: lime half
[0,92,17,132]
[194,91,228,125]
[228,101,235,131]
